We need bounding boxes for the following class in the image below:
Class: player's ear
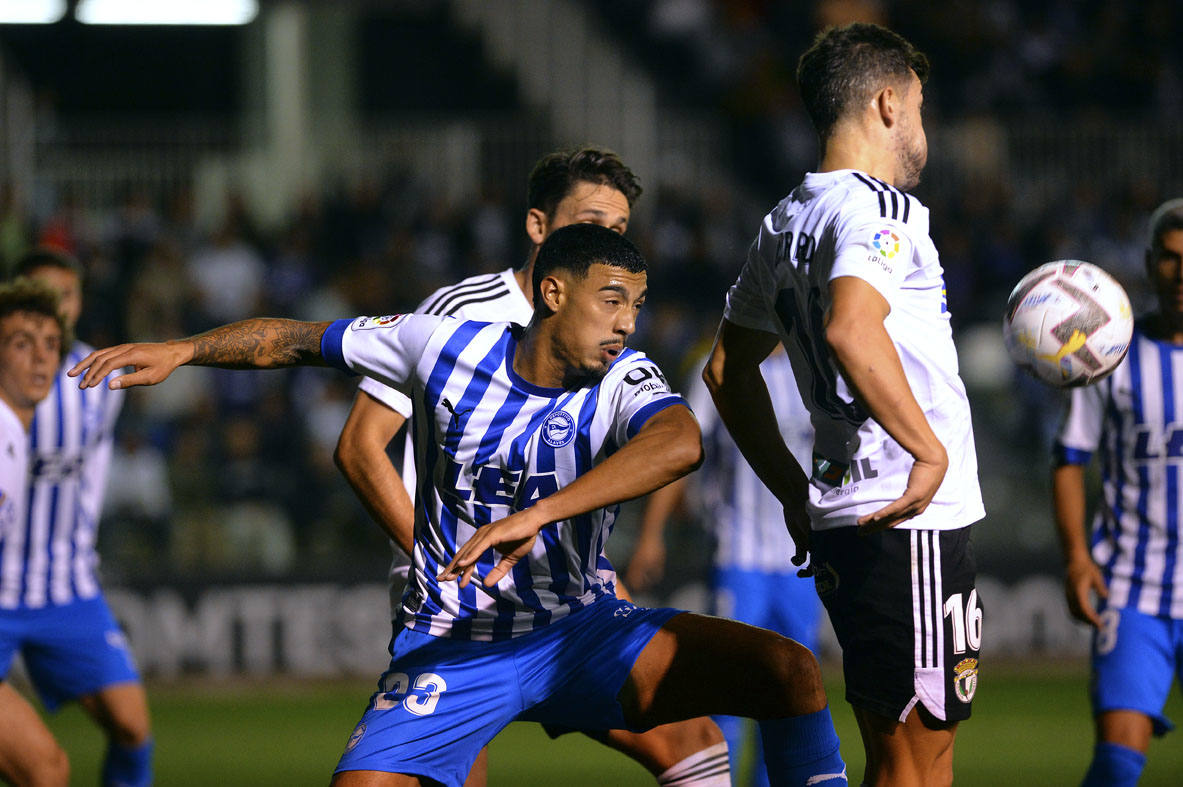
[875,84,896,128]
[525,208,549,247]
[538,274,564,313]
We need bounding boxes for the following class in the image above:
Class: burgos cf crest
[541,410,575,448]
[870,228,900,259]
[953,657,979,703]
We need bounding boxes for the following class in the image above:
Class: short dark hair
[1148,198,1183,255]
[532,223,647,305]
[796,23,930,143]
[0,277,71,359]
[527,147,643,218]
[12,246,83,281]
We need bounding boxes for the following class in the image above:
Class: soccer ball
[1002,260,1133,388]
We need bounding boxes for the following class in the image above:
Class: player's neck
[0,392,33,431]
[1147,311,1183,344]
[511,328,567,389]
[514,256,536,306]
[817,135,899,186]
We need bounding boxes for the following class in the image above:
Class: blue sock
[103,738,153,787]
[758,707,847,786]
[1081,741,1145,787]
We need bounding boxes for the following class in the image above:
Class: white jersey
[1056,321,1183,617]
[324,314,686,640]
[688,351,812,572]
[0,401,29,602]
[0,342,123,610]
[724,169,984,531]
[357,269,533,601]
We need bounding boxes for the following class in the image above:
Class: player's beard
[895,133,926,192]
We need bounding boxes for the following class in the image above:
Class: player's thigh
[21,597,140,713]
[624,610,825,726]
[78,680,151,745]
[0,681,69,786]
[334,628,517,787]
[1091,606,1176,739]
[812,526,980,725]
[854,704,956,787]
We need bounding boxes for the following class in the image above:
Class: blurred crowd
[0,154,1170,581]
[1,0,1180,582]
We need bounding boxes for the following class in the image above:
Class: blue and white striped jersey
[323,314,687,640]
[687,351,813,572]
[355,269,534,608]
[1056,320,1183,618]
[0,342,123,610]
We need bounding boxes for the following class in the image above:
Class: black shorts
[811,525,981,724]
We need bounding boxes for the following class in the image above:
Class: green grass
[41,662,1183,785]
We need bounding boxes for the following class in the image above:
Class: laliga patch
[953,657,979,703]
[541,410,575,448]
[870,228,900,259]
[345,722,367,753]
[353,314,405,331]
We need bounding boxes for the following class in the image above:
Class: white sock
[657,741,731,786]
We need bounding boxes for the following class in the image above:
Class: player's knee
[103,712,151,747]
[23,741,70,787]
[761,637,826,714]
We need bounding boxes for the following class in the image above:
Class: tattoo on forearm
[189,319,330,368]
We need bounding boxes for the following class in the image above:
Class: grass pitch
[42,661,1183,785]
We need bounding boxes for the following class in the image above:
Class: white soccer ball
[1002,260,1133,388]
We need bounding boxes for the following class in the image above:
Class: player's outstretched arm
[825,276,948,531]
[70,318,332,390]
[1052,462,1107,627]
[704,319,812,571]
[334,391,416,555]
[439,404,703,589]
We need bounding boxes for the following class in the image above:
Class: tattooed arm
[70,318,332,390]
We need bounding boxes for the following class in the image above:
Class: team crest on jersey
[353,314,404,331]
[345,722,367,752]
[541,410,575,448]
[870,228,900,259]
[953,657,978,703]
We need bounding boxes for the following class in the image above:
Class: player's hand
[857,451,947,533]
[438,509,544,588]
[624,534,666,592]
[69,341,193,390]
[783,502,813,577]
[1064,556,1108,628]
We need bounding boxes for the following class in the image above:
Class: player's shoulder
[415,269,517,317]
[602,348,673,392]
[831,171,926,228]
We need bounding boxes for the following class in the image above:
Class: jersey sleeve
[723,235,782,334]
[604,353,690,448]
[349,289,458,417]
[830,215,915,298]
[357,376,413,418]
[321,313,443,393]
[1054,382,1107,466]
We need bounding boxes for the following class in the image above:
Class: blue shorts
[712,566,821,653]
[1092,605,1183,736]
[0,596,141,711]
[335,597,682,786]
